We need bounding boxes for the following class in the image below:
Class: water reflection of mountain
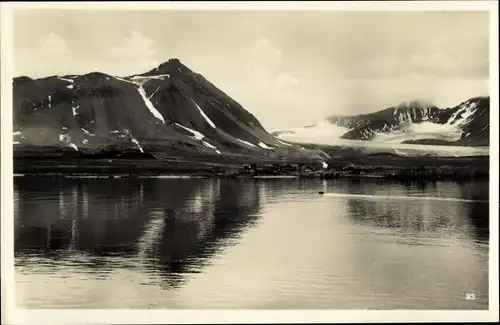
[340,179,489,243]
[14,177,262,288]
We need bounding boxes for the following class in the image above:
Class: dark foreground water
[14,177,489,309]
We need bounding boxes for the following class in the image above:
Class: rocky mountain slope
[273,97,490,147]
[13,59,324,162]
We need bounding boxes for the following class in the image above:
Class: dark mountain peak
[79,71,112,81]
[153,58,191,75]
[14,76,33,82]
[13,60,318,161]
[135,58,193,78]
[13,76,34,87]
[164,58,181,66]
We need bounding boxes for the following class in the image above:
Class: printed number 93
[466,293,475,300]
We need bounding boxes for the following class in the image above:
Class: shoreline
[13,154,490,182]
[13,168,489,182]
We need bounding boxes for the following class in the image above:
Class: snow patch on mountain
[201,141,222,154]
[174,123,205,141]
[81,128,95,137]
[59,133,78,151]
[236,138,257,148]
[57,77,74,83]
[148,85,161,99]
[131,138,144,153]
[137,86,165,124]
[190,98,216,128]
[258,141,273,150]
[173,122,221,154]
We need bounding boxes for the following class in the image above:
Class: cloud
[107,31,157,59]
[275,73,299,89]
[253,38,282,64]
[16,31,159,77]
[17,33,74,77]
[37,33,73,59]
[104,31,159,74]
[345,50,489,79]
[244,38,299,89]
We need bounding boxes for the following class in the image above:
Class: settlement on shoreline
[14,154,490,182]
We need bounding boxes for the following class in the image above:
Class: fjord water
[14,177,489,309]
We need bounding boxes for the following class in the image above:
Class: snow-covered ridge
[275,97,489,148]
[372,122,462,143]
[130,74,170,81]
[393,105,434,123]
[447,100,478,127]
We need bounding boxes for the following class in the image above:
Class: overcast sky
[13,10,489,129]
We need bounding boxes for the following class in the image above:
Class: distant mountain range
[12,59,326,161]
[273,97,490,147]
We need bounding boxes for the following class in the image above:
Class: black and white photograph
[1,1,499,324]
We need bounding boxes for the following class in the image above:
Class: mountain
[273,97,490,148]
[12,59,324,162]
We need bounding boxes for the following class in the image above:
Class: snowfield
[272,121,350,140]
[274,121,488,157]
[372,122,463,143]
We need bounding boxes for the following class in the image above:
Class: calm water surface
[14,177,489,309]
